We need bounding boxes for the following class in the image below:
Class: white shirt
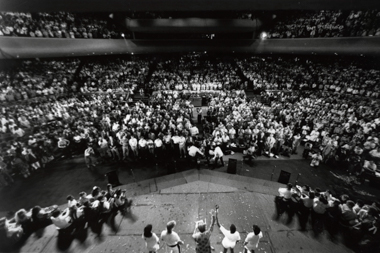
[214,146,224,158]
[220,225,241,248]
[155,138,163,148]
[178,136,186,148]
[84,148,94,157]
[139,139,147,148]
[143,233,160,251]
[188,146,203,157]
[51,209,72,229]
[278,187,293,200]
[161,230,181,246]
[245,231,263,250]
[172,136,180,144]
[129,137,137,148]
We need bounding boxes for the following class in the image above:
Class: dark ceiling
[1,0,380,12]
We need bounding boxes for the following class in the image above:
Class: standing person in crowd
[57,137,71,159]
[142,224,160,253]
[275,183,294,220]
[311,193,328,235]
[310,151,322,167]
[215,205,241,253]
[212,145,224,169]
[243,225,263,253]
[129,135,138,160]
[192,213,216,253]
[296,186,314,231]
[188,144,204,166]
[292,133,301,154]
[0,157,14,186]
[160,220,184,253]
[84,145,96,170]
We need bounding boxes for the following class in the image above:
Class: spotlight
[121,33,125,38]
[131,52,134,55]
[260,32,268,40]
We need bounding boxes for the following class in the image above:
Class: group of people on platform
[143,206,263,253]
[275,183,380,252]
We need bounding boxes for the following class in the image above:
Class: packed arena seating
[1,53,380,252]
[236,56,380,98]
[267,10,380,38]
[0,12,121,38]
[0,59,80,103]
[148,54,244,92]
[2,10,380,39]
[77,57,150,93]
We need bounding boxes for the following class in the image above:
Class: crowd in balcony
[268,10,380,38]
[0,12,120,38]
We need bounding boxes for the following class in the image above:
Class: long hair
[144,224,153,238]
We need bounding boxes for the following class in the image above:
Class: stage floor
[13,170,353,253]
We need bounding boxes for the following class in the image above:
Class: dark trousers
[310,210,325,234]
[297,205,311,230]
[214,156,224,168]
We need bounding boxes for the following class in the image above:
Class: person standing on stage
[142,224,160,253]
[215,205,241,253]
[192,213,216,253]
[160,220,184,253]
[212,145,224,169]
[243,225,263,253]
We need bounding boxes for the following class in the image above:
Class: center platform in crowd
[0,169,355,253]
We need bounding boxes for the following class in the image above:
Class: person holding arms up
[215,205,241,253]
[192,212,216,253]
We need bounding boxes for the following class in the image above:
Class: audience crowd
[77,57,150,94]
[0,183,132,252]
[148,54,244,92]
[2,10,380,39]
[0,59,80,104]
[0,53,379,252]
[0,12,120,38]
[276,183,380,252]
[268,10,380,38]
[236,56,380,97]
